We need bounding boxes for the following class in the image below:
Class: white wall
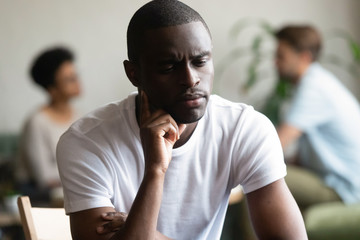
[1,0,359,133]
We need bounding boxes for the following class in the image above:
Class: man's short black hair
[30,47,74,90]
[275,25,322,61]
[127,0,211,62]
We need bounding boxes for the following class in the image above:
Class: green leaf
[260,22,274,36]
[245,64,257,90]
[252,35,263,52]
[349,40,360,63]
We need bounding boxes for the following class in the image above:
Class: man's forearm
[277,123,302,150]
[110,170,166,240]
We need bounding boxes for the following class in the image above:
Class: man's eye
[159,65,175,73]
[193,59,207,67]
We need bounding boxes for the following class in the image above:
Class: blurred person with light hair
[16,46,81,203]
[275,25,360,211]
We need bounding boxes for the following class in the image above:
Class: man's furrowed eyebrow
[157,58,179,65]
[192,50,211,59]
[155,52,181,64]
[156,50,212,65]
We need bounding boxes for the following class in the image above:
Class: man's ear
[123,60,140,87]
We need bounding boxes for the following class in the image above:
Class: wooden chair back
[17,196,72,240]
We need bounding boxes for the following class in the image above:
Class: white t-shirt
[57,93,286,239]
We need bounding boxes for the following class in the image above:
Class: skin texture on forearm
[70,170,173,240]
[70,205,172,240]
[109,171,166,240]
[98,212,172,240]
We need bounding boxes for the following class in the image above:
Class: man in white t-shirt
[56,1,307,239]
[275,25,360,211]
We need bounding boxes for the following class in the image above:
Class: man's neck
[300,63,311,76]
[173,121,197,148]
[294,62,311,84]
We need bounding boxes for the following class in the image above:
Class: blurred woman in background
[16,46,81,205]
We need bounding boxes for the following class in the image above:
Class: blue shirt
[286,63,360,203]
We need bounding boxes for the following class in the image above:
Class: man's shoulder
[208,94,256,117]
[207,94,269,127]
[209,94,252,110]
[304,63,339,85]
[66,93,136,137]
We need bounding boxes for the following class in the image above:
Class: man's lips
[178,93,206,107]
[181,93,204,100]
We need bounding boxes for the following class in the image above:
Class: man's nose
[180,65,200,88]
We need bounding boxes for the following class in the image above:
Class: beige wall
[1,0,359,132]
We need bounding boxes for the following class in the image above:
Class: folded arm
[69,92,183,240]
[70,206,171,240]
